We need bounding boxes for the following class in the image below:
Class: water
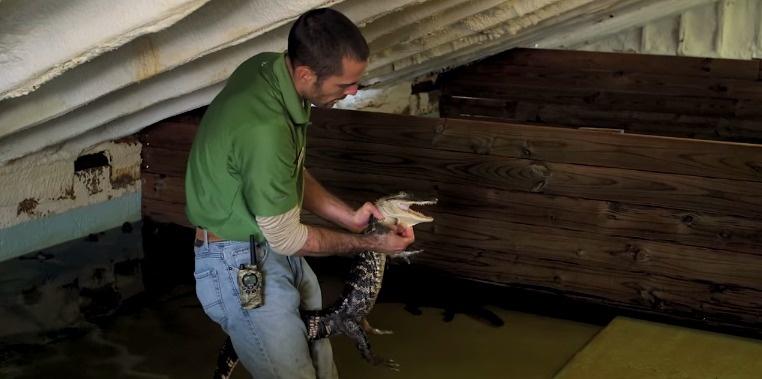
[0,223,603,378]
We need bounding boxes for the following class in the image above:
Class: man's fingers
[366,202,384,220]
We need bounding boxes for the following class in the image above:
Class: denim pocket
[221,246,248,268]
[193,269,227,326]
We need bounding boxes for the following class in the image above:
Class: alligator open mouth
[376,192,438,227]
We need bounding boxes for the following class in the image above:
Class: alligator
[213,192,437,379]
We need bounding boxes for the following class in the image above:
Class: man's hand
[346,202,385,233]
[372,224,415,255]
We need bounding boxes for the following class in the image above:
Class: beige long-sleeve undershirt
[255,206,308,255]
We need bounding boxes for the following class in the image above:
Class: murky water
[0,224,603,378]
[0,275,601,379]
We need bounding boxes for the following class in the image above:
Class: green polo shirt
[185,52,309,242]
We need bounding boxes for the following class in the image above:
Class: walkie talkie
[238,235,264,309]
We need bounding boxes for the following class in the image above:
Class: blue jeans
[193,237,338,379]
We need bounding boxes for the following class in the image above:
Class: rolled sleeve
[256,206,308,255]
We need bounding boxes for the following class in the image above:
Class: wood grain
[138,106,762,332]
[439,48,762,142]
[308,167,762,256]
[311,108,762,182]
[306,137,762,219]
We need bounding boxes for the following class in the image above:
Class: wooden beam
[468,48,760,80]
[140,121,198,151]
[412,239,762,327]
[309,167,762,256]
[439,48,762,142]
[310,108,762,182]
[306,137,762,219]
[443,65,762,101]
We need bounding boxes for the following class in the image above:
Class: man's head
[287,8,369,108]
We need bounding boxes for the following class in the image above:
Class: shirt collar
[273,52,311,125]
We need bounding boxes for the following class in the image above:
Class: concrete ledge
[0,192,141,262]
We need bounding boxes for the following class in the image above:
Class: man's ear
[293,65,315,85]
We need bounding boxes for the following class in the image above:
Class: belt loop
[203,229,209,250]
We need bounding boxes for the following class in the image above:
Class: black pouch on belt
[238,235,264,309]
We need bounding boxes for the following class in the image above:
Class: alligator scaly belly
[303,250,388,346]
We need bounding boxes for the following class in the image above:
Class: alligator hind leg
[213,336,239,379]
[362,318,393,335]
[345,319,400,371]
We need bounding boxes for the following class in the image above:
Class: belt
[195,228,225,246]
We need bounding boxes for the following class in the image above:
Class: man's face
[307,57,367,108]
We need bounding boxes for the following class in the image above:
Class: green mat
[555,317,762,379]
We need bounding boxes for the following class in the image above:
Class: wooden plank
[140,121,198,151]
[440,87,741,118]
[736,98,762,119]
[309,166,762,328]
[142,147,190,177]
[308,167,762,256]
[439,49,762,142]
[310,108,762,182]
[440,95,520,120]
[418,211,762,290]
[522,103,762,142]
[440,118,762,183]
[410,231,762,328]
[143,167,762,256]
[310,107,445,137]
[456,48,760,80]
[142,172,186,205]
[144,109,762,183]
[305,137,762,219]
[443,65,762,101]
[443,99,762,143]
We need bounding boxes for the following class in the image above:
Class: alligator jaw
[375,192,438,228]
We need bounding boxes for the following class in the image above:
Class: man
[185,8,415,379]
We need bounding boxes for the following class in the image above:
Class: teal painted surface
[0,192,141,262]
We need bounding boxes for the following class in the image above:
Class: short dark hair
[288,8,369,80]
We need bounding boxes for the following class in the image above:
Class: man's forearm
[296,225,377,257]
[302,169,355,229]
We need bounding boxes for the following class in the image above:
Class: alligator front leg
[344,319,400,371]
[390,249,422,264]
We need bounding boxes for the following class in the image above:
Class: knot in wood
[470,136,493,155]
[528,163,550,178]
[634,249,649,263]
[531,180,547,193]
[520,141,533,158]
